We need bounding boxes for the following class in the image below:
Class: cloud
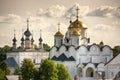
[65,3,90,18]
[93,24,115,31]
[87,6,120,18]
[37,5,66,17]
[0,14,21,24]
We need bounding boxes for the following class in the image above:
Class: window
[86,67,94,77]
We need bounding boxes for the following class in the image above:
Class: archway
[86,67,94,77]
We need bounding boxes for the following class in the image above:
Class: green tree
[39,59,58,80]
[0,60,10,75]
[14,66,20,75]
[21,58,35,80]
[33,69,39,80]
[0,69,6,80]
[43,43,51,51]
[34,44,39,50]
[0,45,11,62]
[57,64,71,80]
[113,46,120,57]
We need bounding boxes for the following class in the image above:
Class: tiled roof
[51,53,75,61]
[6,57,18,67]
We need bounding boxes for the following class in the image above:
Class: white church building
[50,7,113,80]
[6,19,49,74]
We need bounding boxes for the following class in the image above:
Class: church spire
[27,18,29,30]
[39,29,43,49]
[12,29,17,51]
[31,31,34,49]
[39,29,43,44]
[21,30,24,50]
[13,29,17,43]
[58,22,60,32]
[76,6,79,19]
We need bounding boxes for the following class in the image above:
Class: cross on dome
[76,6,80,19]
[58,22,60,31]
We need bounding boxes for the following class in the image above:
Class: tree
[21,58,35,80]
[14,66,20,75]
[33,69,39,80]
[34,44,39,50]
[0,60,10,75]
[113,46,120,57]
[43,43,51,51]
[39,59,58,80]
[0,45,11,62]
[0,69,6,80]
[57,64,71,80]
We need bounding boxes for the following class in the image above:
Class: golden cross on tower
[58,23,60,31]
[76,6,80,19]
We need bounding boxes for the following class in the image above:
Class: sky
[0,0,120,48]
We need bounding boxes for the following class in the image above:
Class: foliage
[0,45,11,62]
[14,66,20,75]
[57,64,71,80]
[43,43,51,51]
[0,60,10,75]
[113,45,120,57]
[34,44,39,50]
[0,69,6,80]
[39,59,58,80]
[33,69,39,80]
[21,58,35,80]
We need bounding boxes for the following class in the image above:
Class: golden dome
[68,19,87,30]
[99,41,104,45]
[72,29,80,36]
[55,31,63,36]
[54,23,63,36]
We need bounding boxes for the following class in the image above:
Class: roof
[6,57,18,67]
[105,54,120,65]
[51,53,75,61]
[68,19,87,30]
[24,29,31,36]
[54,31,63,36]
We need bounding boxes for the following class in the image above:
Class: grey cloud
[87,6,120,18]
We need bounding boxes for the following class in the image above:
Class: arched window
[86,67,94,77]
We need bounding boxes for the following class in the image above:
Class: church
[6,18,49,74]
[50,7,113,80]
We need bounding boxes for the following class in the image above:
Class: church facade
[7,19,49,74]
[50,7,113,80]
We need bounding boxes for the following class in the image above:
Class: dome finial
[27,18,29,30]
[40,29,42,37]
[14,29,16,38]
[76,6,79,19]
[58,22,60,31]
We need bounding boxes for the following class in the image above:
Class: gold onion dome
[68,19,87,30]
[54,23,63,36]
[69,7,87,30]
[72,29,80,36]
[55,31,63,36]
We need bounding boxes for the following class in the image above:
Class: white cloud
[37,5,66,17]
[0,14,21,24]
[93,24,113,31]
[65,3,90,18]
